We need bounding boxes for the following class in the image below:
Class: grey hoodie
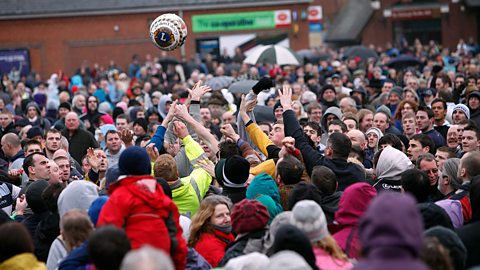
[374,146,413,192]
[57,180,99,218]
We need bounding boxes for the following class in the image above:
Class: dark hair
[311,165,337,195]
[416,153,436,168]
[411,134,436,154]
[420,237,454,270]
[327,132,352,159]
[45,128,61,138]
[417,105,434,119]
[401,169,430,203]
[463,123,480,140]
[22,152,47,177]
[88,225,131,270]
[304,121,321,136]
[378,134,403,152]
[431,98,447,110]
[218,141,240,159]
[42,182,66,213]
[276,155,304,185]
[328,119,347,133]
[349,145,365,163]
[23,139,42,154]
[436,146,456,159]
[104,130,119,141]
[287,182,323,210]
[0,222,34,262]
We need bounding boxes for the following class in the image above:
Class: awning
[324,0,374,46]
[465,0,480,7]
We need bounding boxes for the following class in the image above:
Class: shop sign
[192,10,291,33]
[391,7,441,20]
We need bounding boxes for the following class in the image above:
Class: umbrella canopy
[296,49,331,63]
[386,55,422,70]
[344,45,378,61]
[228,80,258,94]
[244,45,302,66]
[253,105,275,123]
[204,76,234,91]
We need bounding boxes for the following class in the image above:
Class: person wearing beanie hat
[425,226,467,270]
[263,211,293,255]
[225,251,270,270]
[452,104,470,124]
[215,155,250,204]
[97,146,188,269]
[320,84,338,109]
[467,91,480,127]
[291,200,352,270]
[387,86,403,116]
[365,127,383,163]
[26,126,44,141]
[271,224,319,270]
[80,95,104,134]
[88,196,109,227]
[133,118,148,138]
[219,199,269,266]
[25,101,51,130]
[15,180,50,237]
[273,100,283,121]
[267,250,313,270]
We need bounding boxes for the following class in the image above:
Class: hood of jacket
[320,106,342,130]
[25,101,41,115]
[376,146,413,181]
[158,94,172,118]
[110,175,167,210]
[57,180,99,218]
[359,192,424,259]
[246,173,282,206]
[334,183,377,227]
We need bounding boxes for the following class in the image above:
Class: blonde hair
[154,154,178,181]
[188,195,232,247]
[313,235,349,262]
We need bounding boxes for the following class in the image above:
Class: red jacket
[97,175,187,270]
[194,229,235,267]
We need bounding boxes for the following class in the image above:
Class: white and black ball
[149,13,188,51]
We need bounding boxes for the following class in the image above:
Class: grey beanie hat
[290,200,328,243]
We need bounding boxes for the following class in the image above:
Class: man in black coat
[62,112,99,164]
[279,86,365,191]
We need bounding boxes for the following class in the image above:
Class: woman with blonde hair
[189,195,235,267]
[290,200,353,269]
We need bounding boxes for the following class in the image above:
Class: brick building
[0,0,310,78]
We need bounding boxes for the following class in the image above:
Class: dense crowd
[0,38,480,270]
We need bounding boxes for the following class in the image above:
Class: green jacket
[170,135,212,217]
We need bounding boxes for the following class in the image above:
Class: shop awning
[324,0,374,46]
[465,0,480,7]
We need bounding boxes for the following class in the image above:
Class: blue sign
[309,23,322,33]
[0,49,30,77]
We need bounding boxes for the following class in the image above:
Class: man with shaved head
[347,129,372,168]
[61,112,99,164]
[1,133,24,170]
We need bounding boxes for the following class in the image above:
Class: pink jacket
[314,247,353,270]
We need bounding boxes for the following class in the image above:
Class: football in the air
[149,13,187,51]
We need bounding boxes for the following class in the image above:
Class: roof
[324,0,373,46]
[0,0,311,20]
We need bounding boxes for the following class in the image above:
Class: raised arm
[279,85,324,175]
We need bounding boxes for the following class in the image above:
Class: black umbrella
[204,76,234,91]
[228,80,258,94]
[344,45,378,62]
[253,105,275,123]
[386,55,422,70]
[296,49,331,63]
[159,56,180,66]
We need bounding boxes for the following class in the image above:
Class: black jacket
[221,186,246,205]
[61,128,99,163]
[283,110,365,191]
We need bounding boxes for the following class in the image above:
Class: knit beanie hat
[424,226,467,270]
[26,180,49,213]
[452,104,470,119]
[376,105,392,118]
[214,155,250,188]
[287,182,323,210]
[58,102,72,111]
[105,165,122,190]
[273,100,283,112]
[118,146,152,176]
[389,86,403,99]
[88,196,109,227]
[231,199,270,234]
[272,224,319,270]
[27,126,44,139]
[133,118,148,133]
[366,127,384,139]
[290,200,328,243]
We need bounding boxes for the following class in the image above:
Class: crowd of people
[0,38,480,270]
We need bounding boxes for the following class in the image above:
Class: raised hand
[239,94,257,114]
[220,123,240,142]
[120,129,134,146]
[278,84,293,110]
[188,81,212,101]
[15,194,27,215]
[197,158,215,177]
[173,121,189,139]
[173,104,190,121]
[86,147,100,171]
[146,143,160,162]
[282,136,296,152]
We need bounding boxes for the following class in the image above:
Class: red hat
[231,199,270,234]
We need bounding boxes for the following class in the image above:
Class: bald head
[53,149,70,160]
[1,133,21,158]
[65,112,80,131]
[347,129,367,149]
